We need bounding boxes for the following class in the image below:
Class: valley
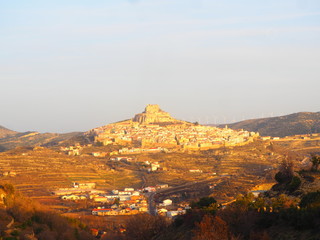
[0,105,319,239]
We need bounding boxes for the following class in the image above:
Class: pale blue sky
[1,0,320,132]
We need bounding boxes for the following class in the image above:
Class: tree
[191,197,217,208]
[287,176,301,193]
[192,215,229,240]
[125,214,168,240]
[191,197,218,214]
[275,159,294,184]
[310,155,320,171]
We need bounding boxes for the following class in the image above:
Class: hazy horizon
[1,0,320,133]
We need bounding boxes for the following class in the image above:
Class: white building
[162,199,172,206]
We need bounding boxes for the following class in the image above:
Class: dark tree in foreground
[300,191,320,209]
[192,215,229,240]
[125,214,168,240]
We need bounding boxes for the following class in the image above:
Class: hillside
[0,125,17,138]
[219,112,320,137]
[0,183,95,240]
[0,131,82,152]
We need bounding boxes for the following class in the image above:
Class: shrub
[192,215,229,240]
[310,155,320,171]
[191,197,216,208]
[275,171,289,184]
[125,214,168,240]
[275,159,294,184]
[300,191,320,209]
[191,197,218,214]
[10,230,19,236]
[287,176,301,193]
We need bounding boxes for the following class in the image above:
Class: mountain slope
[0,131,82,152]
[220,112,320,137]
[0,125,17,138]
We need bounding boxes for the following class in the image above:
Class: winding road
[147,176,229,216]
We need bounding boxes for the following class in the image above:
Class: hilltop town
[84,105,259,154]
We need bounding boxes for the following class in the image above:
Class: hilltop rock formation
[133,104,180,124]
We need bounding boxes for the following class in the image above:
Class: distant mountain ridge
[1,110,319,150]
[0,124,82,152]
[219,112,320,137]
[0,125,17,138]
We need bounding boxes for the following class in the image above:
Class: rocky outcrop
[133,104,179,124]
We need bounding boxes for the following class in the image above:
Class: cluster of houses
[108,157,166,173]
[90,184,192,218]
[156,198,190,218]
[261,133,320,141]
[54,182,168,216]
[54,180,195,219]
[91,188,149,216]
[142,184,169,193]
[53,182,105,200]
[60,145,84,156]
[142,161,167,172]
[118,147,164,154]
[109,156,134,162]
[141,185,190,218]
[281,133,320,140]
[90,120,258,152]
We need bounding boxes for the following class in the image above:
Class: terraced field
[0,148,136,196]
[0,140,314,210]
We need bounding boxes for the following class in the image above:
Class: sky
[0,0,320,133]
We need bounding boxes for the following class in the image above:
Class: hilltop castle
[132,104,180,124]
